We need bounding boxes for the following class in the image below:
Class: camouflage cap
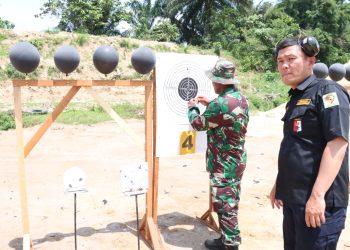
[205,59,238,85]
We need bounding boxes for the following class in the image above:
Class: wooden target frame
[12,75,164,249]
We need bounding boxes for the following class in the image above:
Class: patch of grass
[119,39,139,50]
[73,33,89,47]
[47,66,60,78]
[54,102,144,124]
[3,63,26,79]
[29,38,44,50]
[112,102,144,119]
[0,33,7,42]
[151,44,173,52]
[0,102,145,130]
[51,37,66,46]
[44,29,60,35]
[0,43,8,57]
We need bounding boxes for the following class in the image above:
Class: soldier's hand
[187,98,198,107]
[197,96,210,106]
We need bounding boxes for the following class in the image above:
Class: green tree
[149,19,180,42]
[0,17,14,29]
[126,0,166,39]
[164,0,253,44]
[278,0,350,64]
[209,6,300,71]
[36,0,127,35]
[279,0,350,35]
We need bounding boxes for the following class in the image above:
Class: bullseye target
[163,61,213,117]
[178,77,198,101]
[155,53,218,157]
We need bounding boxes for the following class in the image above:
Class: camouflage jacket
[188,86,249,177]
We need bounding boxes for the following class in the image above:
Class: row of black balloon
[313,62,350,81]
[9,42,156,75]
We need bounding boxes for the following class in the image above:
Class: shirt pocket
[287,105,320,137]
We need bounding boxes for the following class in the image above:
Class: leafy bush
[47,66,60,78]
[3,64,26,79]
[0,112,15,130]
[30,38,44,50]
[149,20,180,42]
[2,63,39,80]
[119,39,139,50]
[0,43,8,57]
[241,71,289,111]
[73,33,89,46]
[0,18,14,29]
[0,33,7,42]
[213,42,222,56]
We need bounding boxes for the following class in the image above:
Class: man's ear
[307,56,316,67]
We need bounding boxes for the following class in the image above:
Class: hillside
[1,29,349,114]
[0,29,221,111]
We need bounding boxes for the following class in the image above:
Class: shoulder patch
[322,92,339,109]
[296,99,311,106]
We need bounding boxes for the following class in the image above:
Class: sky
[0,0,274,32]
[0,0,59,31]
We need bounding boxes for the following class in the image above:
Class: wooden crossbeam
[12,79,152,87]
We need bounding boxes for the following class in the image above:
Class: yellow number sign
[180,131,196,155]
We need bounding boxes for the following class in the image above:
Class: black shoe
[204,237,224,250]
[226,246,239,250]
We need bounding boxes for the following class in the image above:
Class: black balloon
[93,45,119,75]
[329,63,346,82]
[9,42,40,74]
[131,47,156,74]
[313,62,328,79]
[54,45,80,75]
[345,64,350,81]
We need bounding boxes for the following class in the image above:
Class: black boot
[204,237,224,250]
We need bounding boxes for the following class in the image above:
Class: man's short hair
[275,37,305,59]
[275,36,320,59]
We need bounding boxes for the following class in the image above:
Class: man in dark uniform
[269,36,349,250]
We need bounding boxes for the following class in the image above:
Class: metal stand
[135,194,140,250]
[74,193,77,250]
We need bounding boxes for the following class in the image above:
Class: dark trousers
[283,204,346,250]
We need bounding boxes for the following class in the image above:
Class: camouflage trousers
[210,174,243,247]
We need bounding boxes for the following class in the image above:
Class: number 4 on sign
[180,131,196,155]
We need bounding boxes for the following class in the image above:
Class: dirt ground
[0,105,350,250]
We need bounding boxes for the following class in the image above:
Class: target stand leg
[23,234,32,250]
[135,194,141,250]
[74,193,77,250]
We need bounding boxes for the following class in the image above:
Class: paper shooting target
[163,61,213,117]
[155,53,218,157]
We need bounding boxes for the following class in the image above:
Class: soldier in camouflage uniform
[187,59,249,250]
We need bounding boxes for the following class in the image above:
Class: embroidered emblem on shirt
[322,92,339,108]
[293,119,302,133]
[296,99,311,106]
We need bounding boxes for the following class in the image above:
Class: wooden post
[13,86,32,249]
[152,69,159,224]
[197,183,220,233]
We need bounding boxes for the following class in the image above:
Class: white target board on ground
[156,53,218,157]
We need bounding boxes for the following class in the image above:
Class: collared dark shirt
[276,75,350,207]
